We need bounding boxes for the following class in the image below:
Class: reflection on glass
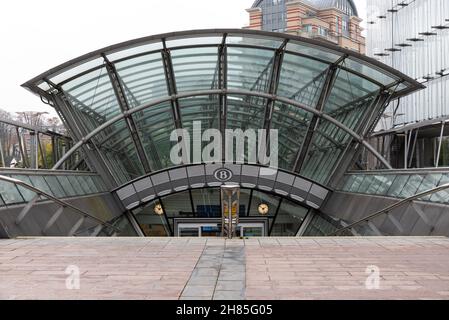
[271,199,308,236]
[133,101,176,172]
[0,180,24,204]
[191,188,221,218]
[133,200,169,236]
[248,190,279,217]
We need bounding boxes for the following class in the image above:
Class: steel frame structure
[21,29,423,196]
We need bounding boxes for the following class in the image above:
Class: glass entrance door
[176,221,265,237]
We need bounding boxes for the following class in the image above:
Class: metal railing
[328,182,449,236]
[0,175,120,235]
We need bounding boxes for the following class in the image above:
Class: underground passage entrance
[131,186,312,237]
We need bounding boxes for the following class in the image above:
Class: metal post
[0,137,5,167]
[30,131,39,169]
[408,128,419,168]
[37,133,48,169]
[404,131,408,169]
[436,121,445,168]
[16,127,28,168]
[221,185,240,239]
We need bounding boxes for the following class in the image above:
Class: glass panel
[91,175,108,192]
[57,175,77,197]
[93,118,145,184]
[161,191,193,229]
[179,95,219,164]
[300,119,352,184]
[28,176,54,196]
[109,214,138,237]
[133,200,169,236]
[226,95,266,164]
[191,188,221,218]
[286,41,341,63]
[201,225,221,237]
[398,174,424,198]
[13,175,37,201]
[115,52,167,108]
[0,180,24,204]
[341,175,356,191]
[417,174,443,201]
[366,175,383,194]
[324,68,380,114]
[348,175,364,192]
[386,175,410,197]
[248,190,280,217]
[62,67,121,126]
[430,174,449,204]
[50,58,104,85]
[227,35,283,49]
[239,189,251,217]
[67,175,84,195]
[84,176,100,193]
[241,226,263,237]
[374,175,395,195]
[227,94,266,130]
[227,46,274,92]
[133,101,176,172]
[271,101,312,170]
[344,58,398,86]
[271,199,308,236]
[43,175,66,198]
[166,36,222,48]
[171,47,218,92]
[358,175,375,193]
[73,175,94,195]
[107,41,163,62]
[179,227,200,237]
[277,53,329,107]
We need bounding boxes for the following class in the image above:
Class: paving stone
[1,237,449,299]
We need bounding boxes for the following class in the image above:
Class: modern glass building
[2,29,441,239]
[366,0,449,169]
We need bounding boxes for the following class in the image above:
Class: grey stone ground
[1,237,449,300]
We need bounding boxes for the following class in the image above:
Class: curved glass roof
[23,29,423,187]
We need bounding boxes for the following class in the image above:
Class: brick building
[246,0,365,54]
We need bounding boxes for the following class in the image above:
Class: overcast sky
[0,0,366,116]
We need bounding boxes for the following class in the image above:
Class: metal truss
[102,54,152,174]
[49,88,394,173]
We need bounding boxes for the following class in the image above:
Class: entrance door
[177,223,221,237]
[176,221,265,237]
[238,223,265,237]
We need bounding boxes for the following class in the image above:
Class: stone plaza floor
[1,237,449,300]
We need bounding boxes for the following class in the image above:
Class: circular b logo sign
[214,168,233,182]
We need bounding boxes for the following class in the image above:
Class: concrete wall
[321,191,449,237]
[0,193,124,238]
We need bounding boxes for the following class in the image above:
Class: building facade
[366,0,449,169]
[246,0,365,53]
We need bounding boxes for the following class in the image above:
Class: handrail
[0,175,120,233]
[328,183,449,236]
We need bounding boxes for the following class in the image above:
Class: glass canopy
[23,29,423,187]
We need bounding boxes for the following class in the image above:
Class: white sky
[0,0,366,116]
